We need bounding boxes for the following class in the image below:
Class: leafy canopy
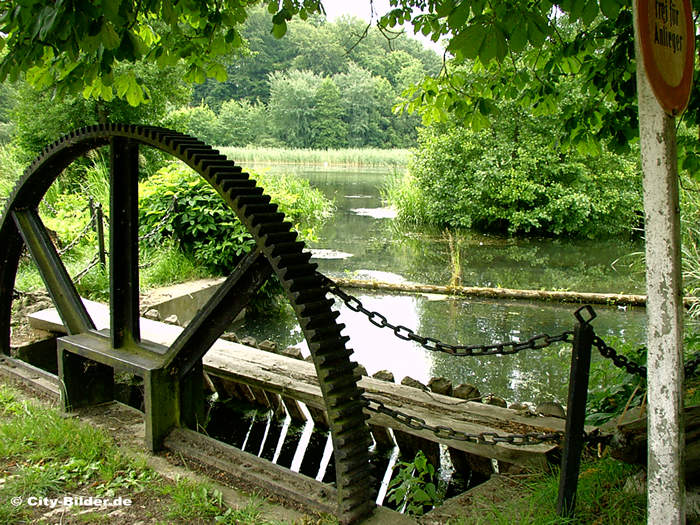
[0,0,323,105]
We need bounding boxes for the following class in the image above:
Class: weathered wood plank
[29,302,569,467]
[332,277,700,308]
[165,427,338,515]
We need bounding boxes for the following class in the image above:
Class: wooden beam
[29,301,569,468]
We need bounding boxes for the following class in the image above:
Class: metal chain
[592,336,647,378]
[57,215,95,255]
[139,196,176,244]
[685,354,700,377]
[366,399,565,446]
[321,274,574,356]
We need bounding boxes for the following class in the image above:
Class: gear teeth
[293,288,328,304]
[220,178,257,189]
[255,221,291,237]
[267,241,305,258]
[271,250,312,267]
[337,466,375,490]
[250,213,287,227]
[306,335,351,354]
[295,297,335,317]
[262,231,297,246]
[240,201,276,214]
[200,159,234,172]
[286,274,318,292]
[224,186,264,199]
[212,168,246,184]
[236,195,272,209]
[284,265,323,286]
[306,323,346,343]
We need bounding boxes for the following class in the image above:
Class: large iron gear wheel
[0,124,375,522]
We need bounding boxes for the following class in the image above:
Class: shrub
[138,162,333,273]
[395,107,643,238]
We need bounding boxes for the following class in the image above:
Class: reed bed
[219,146,410,168]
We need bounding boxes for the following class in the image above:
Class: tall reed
[219,146,410,168]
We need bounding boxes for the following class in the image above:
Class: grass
[0,383,289,524]
[447,457,646,525]
[219,146,410,168]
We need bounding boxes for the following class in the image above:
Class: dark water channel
[239,165,648,405]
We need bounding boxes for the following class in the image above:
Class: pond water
[238,165,649,405]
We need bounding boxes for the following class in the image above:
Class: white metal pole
[632,4,686,523]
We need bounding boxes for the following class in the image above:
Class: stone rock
[508,402,529,411]
[144,309,160,321]
[354,364,367,376]
[240,336,258,348]
[401,376,428,391]
[428,376,453,396]
[372,370,395,382]
[483,394,507,408]
[220,331,238,343]
[536,401,566,418]
[258,340,277,352]
[453,383,481,402]
[281,346,304,360]
[164,314,179,325]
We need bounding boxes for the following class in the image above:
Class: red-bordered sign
[637,0,695,115]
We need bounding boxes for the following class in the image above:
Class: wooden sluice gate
[26,300,572,470]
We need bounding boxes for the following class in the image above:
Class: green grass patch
[448,458,646,525]
[220,146,410,168]
[0,383,291,524]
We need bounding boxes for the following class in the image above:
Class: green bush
[138,162,333,273]
[392,108,643,238]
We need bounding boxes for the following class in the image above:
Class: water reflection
[240,164,649,402]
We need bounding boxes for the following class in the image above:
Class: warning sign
[637,0,695,114]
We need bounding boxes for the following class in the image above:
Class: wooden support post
[633,3,687,523]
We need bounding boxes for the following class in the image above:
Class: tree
[310,78,347,148]
[11,60,190,161]
[267,69,319,147]
[217,99,270,146]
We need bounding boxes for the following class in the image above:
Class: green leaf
[479,27,506,64]
[527,16,547,46]
[599,0,621,19]
[447,3,470,29]
[101,22,121,49]
[582,0,599,25]
[509,23,528,53]
[272,20,287,38]
[448,24,487,60]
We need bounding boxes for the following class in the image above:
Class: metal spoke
[12,208,94,334]
[110,136,140,347]
[165,249,273,378]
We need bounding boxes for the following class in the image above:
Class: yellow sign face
[637,0,695,114]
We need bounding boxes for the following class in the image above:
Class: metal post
[632,3,687,522]
[95,203,106,268]
[557,305,595,517]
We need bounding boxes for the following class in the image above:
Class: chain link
[592,336,647,378]
[686,354,700,377]
[366,399,565,446]
[321,274,574,357]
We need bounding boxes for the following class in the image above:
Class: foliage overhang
[1,0,699,160]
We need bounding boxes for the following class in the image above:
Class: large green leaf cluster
[406,105,643,238]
